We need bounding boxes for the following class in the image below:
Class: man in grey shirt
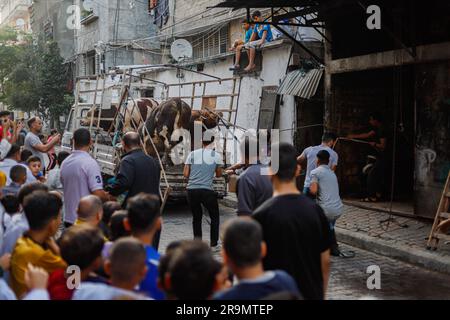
[297,133,338,198]
[24,117,60,172]
[310,150,343,257]
[184,137,223,250]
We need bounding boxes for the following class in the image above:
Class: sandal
[339,250,356,258]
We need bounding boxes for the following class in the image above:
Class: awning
[277,68,324,99]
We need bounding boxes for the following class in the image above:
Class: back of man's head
[274,143,299,182]
[20,149,32,163]
[223,218,263,268]
[108,237,147,284]
[122,132,141,150]
[10,165,26,184]
[23,191,62,231]
[158,240,185,295]
[59,225,104,270]
[6,144,20,160]
[126,193,160,234]
[317,150,330,165]
[102,201,122,225]
[1,195,20,214]
[18,182,49,205]
[77,195,103,221]
[322,132,337,144]
[169,240,219,300]
[73,128,91,149]
[109,210,130,241]
[57,151,70,167]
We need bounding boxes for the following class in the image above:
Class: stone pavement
[328,244,450,300]
[336,205,450,274]
[159,202,450,300]
[220,194,450,274]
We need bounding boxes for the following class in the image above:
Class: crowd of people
[0,106,358,301]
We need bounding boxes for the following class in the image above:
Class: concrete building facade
[0,0,31,32]
[322,0,450,218]
[139,1,324,163]
[74,0,159,76]
[29,0,76,62]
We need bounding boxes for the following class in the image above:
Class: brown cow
[123,98,159,132]
[142,99,221,162]
[81,98,158,133]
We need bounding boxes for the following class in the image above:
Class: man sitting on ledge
[230,10,273,72]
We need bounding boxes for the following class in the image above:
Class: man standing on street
[106,131,161,249]
[106,132,160,204]
[297,133,338,198]
[60,128,109,228]
[234,136,273,216]
[253,143,331,300]
[183,135,223,251]
[310,150,344,257]
[24,117,60,173]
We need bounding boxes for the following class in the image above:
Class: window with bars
[190,25,229,60]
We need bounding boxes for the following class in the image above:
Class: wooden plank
[435,233,450,241]
[165,77,238,87]
[439,212,450,219]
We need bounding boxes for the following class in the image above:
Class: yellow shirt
[10,236,67,298]
[0,170,6,188]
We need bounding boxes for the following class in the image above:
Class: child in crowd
[48,225,107,300]
[109,210,130,241]
[157,240,184,299]
[167,240,223,300]
[100,201,122,240]
[46,151,70,193]
[1,261,50,300]
[0,195,20,230]
[2,165,27,196]
[214,218,301,300]
[102,210,130,260]
[124,193,164,299]
[27,156,45,183]
[72,237,149,300]
[10,191,66,298]
[1,183,49,256]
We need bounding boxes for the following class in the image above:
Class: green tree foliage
[0,32,72,129]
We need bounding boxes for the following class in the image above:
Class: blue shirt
[185,148,223,191]
[138,245,164,300]
[244,27,253,43]
[214,270,301,300]
[254,24,273,42]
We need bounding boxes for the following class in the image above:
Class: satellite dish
[82,0,94,11]
[16,18,25,30]
[171,39,193,62]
